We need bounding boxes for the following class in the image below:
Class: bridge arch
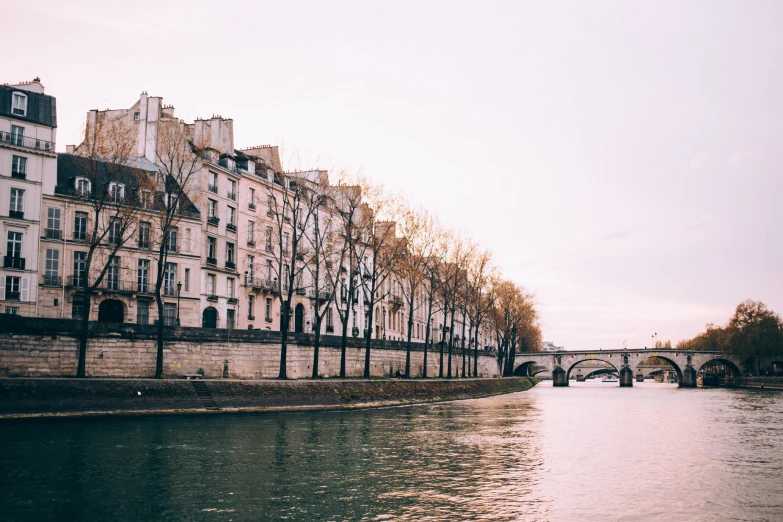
[698,358,742,376]
[583,368,618,380]
[565,358,619,380]
[632,355,684,382]
[513,361,549,377]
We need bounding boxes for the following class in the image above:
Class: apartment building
[36,153,203,325]
[0,79,57,316]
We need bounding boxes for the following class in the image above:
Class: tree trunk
[279,303,289,379]
[312,315,321,379]
[461,311,467,378]
[447,308,455,378]
[364,304,374,378]
[76,290,91,378]
[155,292,164,378]
[473,321,480,377]
[339,311,349,378]
[405,305,414,378]
[439,305,448,378]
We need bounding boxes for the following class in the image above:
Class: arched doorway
[294,303,304,333]
[98,299,124,323]
[202,307,218,328]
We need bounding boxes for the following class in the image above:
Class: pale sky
[4,0,782,350]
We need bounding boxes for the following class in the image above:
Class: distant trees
[677,299,783,375]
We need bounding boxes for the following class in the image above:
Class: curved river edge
[0,377,539,420]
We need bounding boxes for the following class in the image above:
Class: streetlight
[382,307,387,340]
[176,281,182,326]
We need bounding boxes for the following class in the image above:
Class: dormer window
[12,92,27,117]
[140,190,152,210]
[75,177,91,197]
[134,112,140,120]
[109,182,125,203]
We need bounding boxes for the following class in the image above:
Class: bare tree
[72,115,151,377]
[264,170,318,379]
[465,249,495,377]
[149,121,202,378]
[354,182,405,378]
[437,236,472,378]
[395,207,439,378]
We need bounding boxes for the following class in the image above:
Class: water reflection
[1,381,782,521]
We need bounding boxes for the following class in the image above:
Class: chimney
[66,145,75,154]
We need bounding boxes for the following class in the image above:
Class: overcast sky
[4,0,782,349]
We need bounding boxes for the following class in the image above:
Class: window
[10,125,23,146]
[227,278,234,299]
[73,252,86,287]
[163,263,176,296]
[9,188,24,217]
[5,306,19,315]
[133,112,140,121]
[248,187,256,208]
[163,303,177,326]
[247,220,255,244]
[184,228,191,253]
[44,249,59,285]
[108,218,121,245]
[167,227,178,252]
[74,212,87,241]
[265,297,272,322]
[140,190,152,210]
[5,276,21,300]
[248,295,255,319]
[72,298,85,321]
[107,256,120,290]
[207,236,216,262]
[268,195,275,213]
[108,182,125,203]
[139,222,151,248]
[226,242,235,268]
[228,179,236,200]
[12,92,27,116]
[46,208,61,238]
[207,274,216,296]
[326,307,334,329]
[208,172,217,193]
[228,206,235,226]
[247,255,255,278]
[265,226,272,252]
[266,259,273,282]
[184,268,190,293]
[208,199,217,218]
[138,259,150,293]
[137,300,149,325]
[227,309,235,329]
[11,156,26,178]
[283,232,290,255]
[75,177,91,197]
[165,193,180,214]
[6,231,22,259]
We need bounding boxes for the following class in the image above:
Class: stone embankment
[0,377,538,420]
[733,376,783,390]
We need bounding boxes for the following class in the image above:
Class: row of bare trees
[70,115,540,379]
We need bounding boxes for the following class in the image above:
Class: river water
[2,380,782,521]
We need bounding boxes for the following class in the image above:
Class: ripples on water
[1,381,782,521]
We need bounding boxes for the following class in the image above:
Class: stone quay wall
[0,316,500,379]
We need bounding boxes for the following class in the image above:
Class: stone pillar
[635,371,645,382]
[681,366,697,388]
[553,366,569,387]
[620,366,634,387]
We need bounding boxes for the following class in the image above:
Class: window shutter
[21,277,29,301]
[0,276,5,301]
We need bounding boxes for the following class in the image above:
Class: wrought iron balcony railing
[3,256,25,270]
[0,130,55,152]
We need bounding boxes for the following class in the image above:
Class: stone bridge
[513,349,743,387]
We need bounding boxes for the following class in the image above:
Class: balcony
[8,210,24,220]
[4,291,20,301]
[138,240,150,249]
[163,286,177,297]
[207,216,219,226]
[45,228,62,240]
[41,274,62,286]
[206,294,218,302]
[11,169,26,180]
[227,192,236,201]
[227,297,238,304]
[296,287,306,296]
[243,275,275,291]
[248,202,256,210]
[0,130,55,153]
[137,284,151,295]
[208,184,218,194]
[73,232,87,242]
[247,239,256,247]
[206,257,217,266]
[3,256,25,270]
[225,260,236,271]
[226,223,237,233]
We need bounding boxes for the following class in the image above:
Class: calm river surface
[2,381,782,521]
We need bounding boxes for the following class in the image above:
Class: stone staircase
[191,381,219,410]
